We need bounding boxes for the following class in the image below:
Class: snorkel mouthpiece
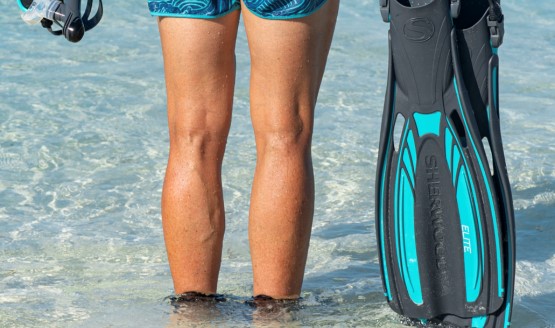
[19,0,103,43]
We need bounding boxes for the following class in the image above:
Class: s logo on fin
[403,17,435,42]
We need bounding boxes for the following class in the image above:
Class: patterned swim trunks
[147,0,329,19]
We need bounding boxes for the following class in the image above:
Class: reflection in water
[248,296,302,327]
[165,294,304,327]
[166,300,225,328]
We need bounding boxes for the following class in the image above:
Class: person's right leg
[158,11,240,295]
[242,0,340,299]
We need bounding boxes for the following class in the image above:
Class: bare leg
[158,12,240,295]
[243,1,340,298]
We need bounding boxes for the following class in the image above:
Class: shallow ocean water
[1,0,554,327]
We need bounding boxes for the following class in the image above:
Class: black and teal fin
[375,0,515,327]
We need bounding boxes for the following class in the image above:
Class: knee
[169,125,228,160]
[167,101,232,160]
[255,115,313,157]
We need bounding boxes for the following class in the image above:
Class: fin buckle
[450,0,461,19]
[379,0,390,23]
[487,14,504,48]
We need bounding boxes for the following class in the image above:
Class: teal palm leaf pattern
[148,0,327,18]
[148,0,237,16]
[250,0,325,17]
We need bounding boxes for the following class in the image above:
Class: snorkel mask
[18,0,103,43]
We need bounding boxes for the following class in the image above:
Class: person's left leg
[157,11,241,295]
[242,0,340,299]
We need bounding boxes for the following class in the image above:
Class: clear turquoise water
[1,0,554,327]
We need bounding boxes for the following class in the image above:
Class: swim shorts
[147,0,329,20]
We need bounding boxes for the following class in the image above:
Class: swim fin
[375,0,515,327]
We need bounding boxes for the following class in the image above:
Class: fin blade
[375,1,514,326]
